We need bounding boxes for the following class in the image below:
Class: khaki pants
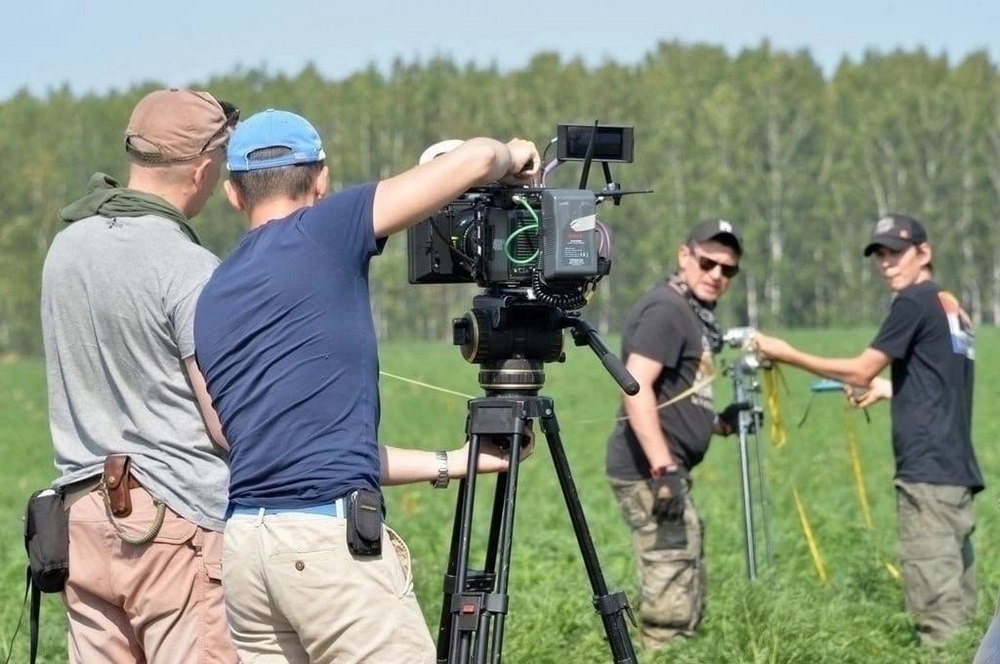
[609,476,705,650]
[895,480,976,646]
[64,487,236,663]
[223,511,435,663]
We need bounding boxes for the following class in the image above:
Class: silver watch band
[430,450,450,489]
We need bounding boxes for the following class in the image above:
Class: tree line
[1,41,998,356]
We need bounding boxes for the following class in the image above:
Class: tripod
[726,355,774,580]
[435,294,639,664]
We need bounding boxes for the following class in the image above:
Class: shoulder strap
[29,571,40,664]
[2,567,33,664]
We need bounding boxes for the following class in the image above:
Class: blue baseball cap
[227,109,326,172]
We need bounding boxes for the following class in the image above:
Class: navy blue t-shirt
[194,183,385,508]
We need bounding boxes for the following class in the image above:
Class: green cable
[505,195,540,265]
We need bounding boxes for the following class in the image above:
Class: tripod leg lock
[450,592,510,631]
[452,594,483,632]
[593,591,637,628]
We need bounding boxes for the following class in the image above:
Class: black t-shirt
[870,280,983,492]
[605,283,716,480]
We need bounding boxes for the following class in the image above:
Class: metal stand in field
[725,353,775,580]
[436,293,639,664]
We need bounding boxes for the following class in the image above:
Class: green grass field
[1,327,998,663]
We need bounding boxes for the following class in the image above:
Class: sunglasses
[691,249,739,278]
[198,99,240,155]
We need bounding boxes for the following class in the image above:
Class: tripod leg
[539,406,638,663]
[438,399,529,664]
[438,431,484,663]
[437,468,472,662]
[734,374,760,581]
[751,410,775,569]
[484,436,523,663]
[737,424,759,580]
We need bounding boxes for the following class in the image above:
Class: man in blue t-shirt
[193,109,540,662]
[754,214,983,647]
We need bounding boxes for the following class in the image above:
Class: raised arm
[371,137,540,239]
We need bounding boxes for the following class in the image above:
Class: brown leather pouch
[103,455,133,518]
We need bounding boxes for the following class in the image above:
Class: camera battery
[541,189,598,281]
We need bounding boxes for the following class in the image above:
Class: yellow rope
[792,486,828,585]
[380,369,721,426]
[379,371,475,400]
[601,371,720,423]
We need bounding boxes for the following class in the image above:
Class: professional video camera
[416,124,647,661]
[407,123,639,311]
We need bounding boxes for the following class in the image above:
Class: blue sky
[4,0,997,101]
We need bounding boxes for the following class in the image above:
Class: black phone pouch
[346,489,383,556]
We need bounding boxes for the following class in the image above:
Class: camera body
[407,123,636,311]
[407,187,604,286]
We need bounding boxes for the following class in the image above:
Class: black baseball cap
[862,214,929,256]
[687,219,742,257]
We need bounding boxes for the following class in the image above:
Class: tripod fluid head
[451,291,639,396]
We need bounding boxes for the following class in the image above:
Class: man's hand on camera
[649,467,686,521]
[499,139,541,185]
[717,401,752,436]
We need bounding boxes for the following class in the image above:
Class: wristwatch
[430,450,450,489]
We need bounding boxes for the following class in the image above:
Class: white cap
[418,138,465,165]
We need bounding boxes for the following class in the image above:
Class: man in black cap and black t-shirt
[605,219,746,650]
[755,214,983,647]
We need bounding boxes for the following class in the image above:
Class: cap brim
[863,235,913,256]
[696,231,742,256]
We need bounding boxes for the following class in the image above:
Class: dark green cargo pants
[895,480,976,646]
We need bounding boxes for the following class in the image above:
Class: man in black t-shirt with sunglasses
[605,219,744,650]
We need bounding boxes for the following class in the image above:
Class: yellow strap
[842,402,901,582]
[792,486,828,585]
[761,366,788,447]
[843,401,874,531]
